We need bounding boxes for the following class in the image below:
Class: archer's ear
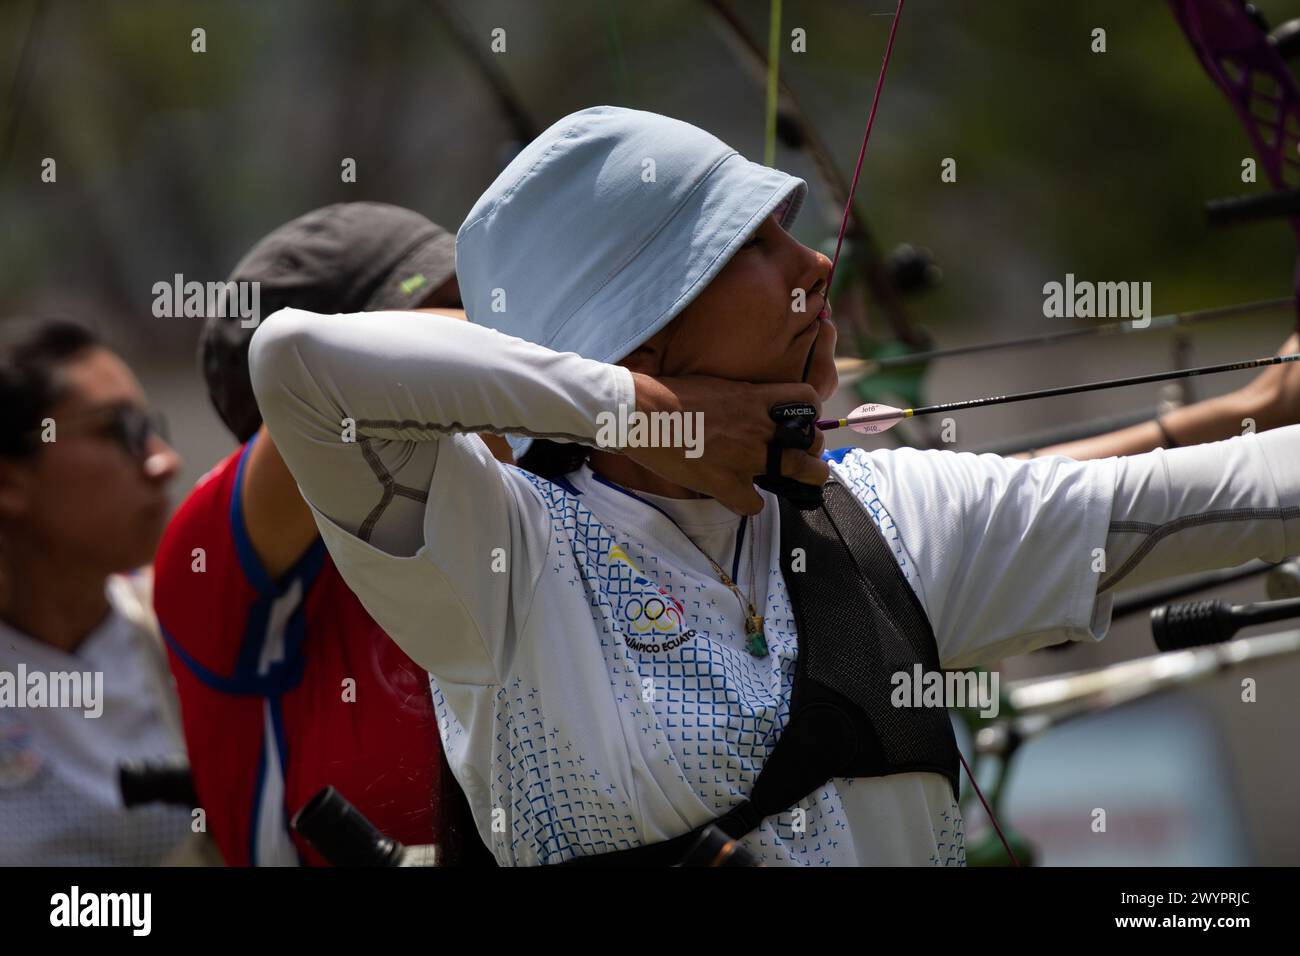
[618,324,673,377]
[618,346,659,376]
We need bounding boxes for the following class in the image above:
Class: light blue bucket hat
[455,105,808,459]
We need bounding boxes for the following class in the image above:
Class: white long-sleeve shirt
[249,307,1300,865]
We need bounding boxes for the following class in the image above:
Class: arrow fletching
[817,402,908,434]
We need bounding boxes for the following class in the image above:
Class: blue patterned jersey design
[429,452,965,866]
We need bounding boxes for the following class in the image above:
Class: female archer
[249,106,1300,865]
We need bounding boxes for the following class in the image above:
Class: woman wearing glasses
[0,316,199,865]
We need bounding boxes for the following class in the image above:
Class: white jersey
[308,428,1128,864]
[251,307,1300,866]
[0,577,193,866]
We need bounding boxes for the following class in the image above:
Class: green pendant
[745,630,769,658]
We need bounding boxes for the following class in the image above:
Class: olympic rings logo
[608,544,688,636]
[624,591,685,634]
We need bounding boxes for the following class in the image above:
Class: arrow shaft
[819,353,1300,430]
[868,295,1293,370]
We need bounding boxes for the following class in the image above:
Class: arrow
[818,352,1300,434]
[833,295,1294,385]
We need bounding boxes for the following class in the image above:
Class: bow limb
[1170,0,1300,332]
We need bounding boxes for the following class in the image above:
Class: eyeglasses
[32,405,171,461]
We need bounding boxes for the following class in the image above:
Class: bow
[700,0,944,450]
[704,0,1018,866]
[761,0,1300,866]
[1170,0,1300,336]
[731,0,1300,456]
[768,1,1300,488]
[924,0,1300,452]
[789,0,1024,866]
[951,1,1300,865]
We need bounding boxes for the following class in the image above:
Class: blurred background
[1,0,1297,864]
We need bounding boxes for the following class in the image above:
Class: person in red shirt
[154,203,506,865]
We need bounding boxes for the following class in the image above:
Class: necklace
[589,472,769,658]
[699,512,769,659]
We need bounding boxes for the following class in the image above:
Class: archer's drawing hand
[625,373,828,516]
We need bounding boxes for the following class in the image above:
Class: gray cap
[201,202,457,442]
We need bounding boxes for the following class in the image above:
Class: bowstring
[958,749,1020,867]
[825,0,906,294]
[829,0,1020,867]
